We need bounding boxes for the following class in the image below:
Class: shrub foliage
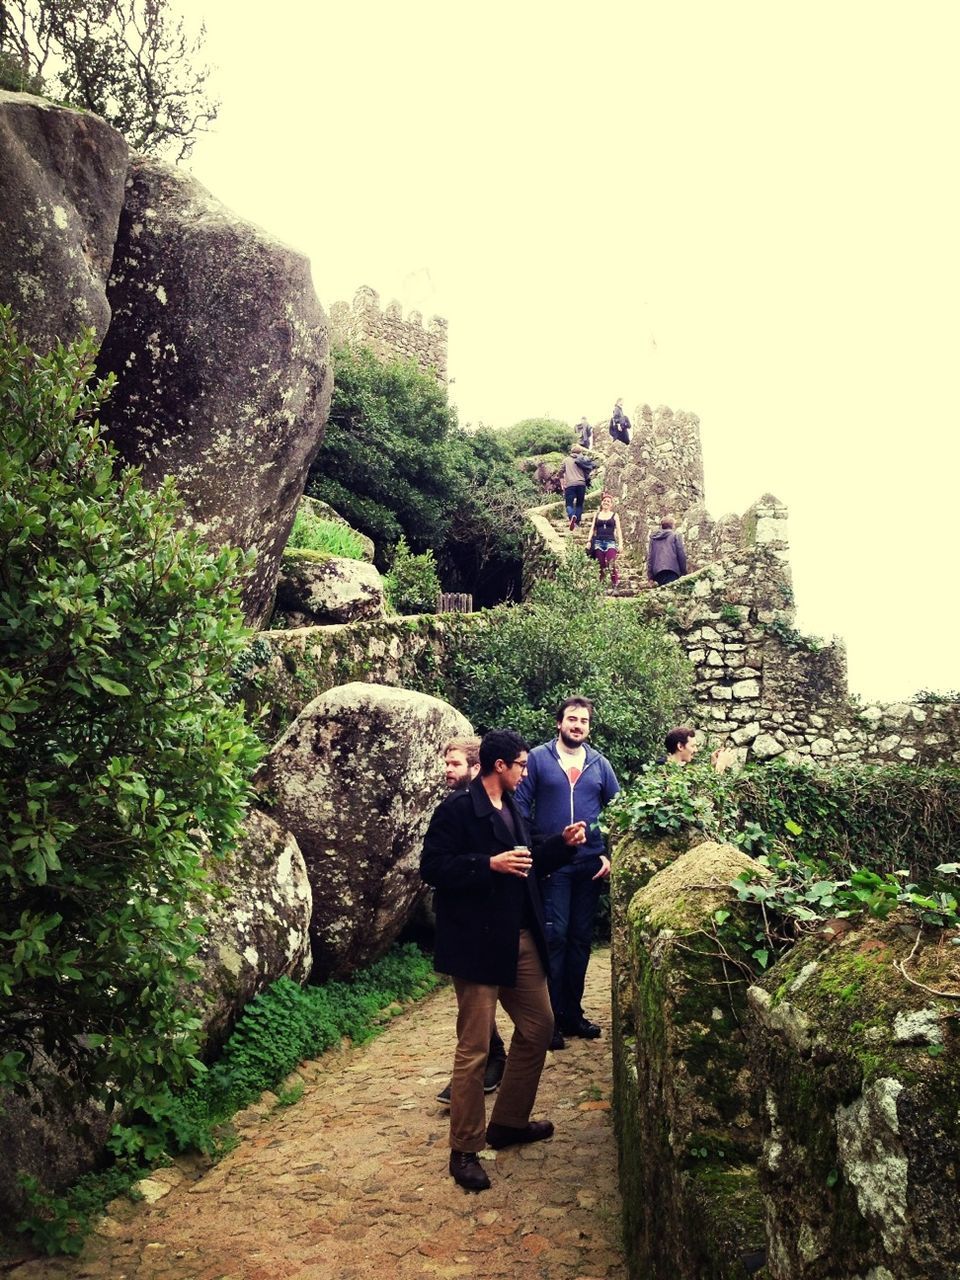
[499,417,573,457]
[608,758,960,972]
[446,556,693,776]
[0,310,262,1114]
[306,343,537,604]
[384,537,441,615]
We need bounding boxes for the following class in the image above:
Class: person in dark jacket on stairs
[647,515,687,586]
[561,445,594,529]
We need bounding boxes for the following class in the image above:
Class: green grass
[287,507,366,560]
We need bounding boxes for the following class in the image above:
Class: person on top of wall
[585,492,623,589]
[434,737,507,1107]
[577,416,594,450]
[608,399,631,444]
[647,515,687,586]
[561,445,595,530]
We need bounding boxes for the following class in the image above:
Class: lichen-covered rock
[274,548,384,625]
[96,154,332,627]
[255,681,472,978]
[748,913,960,1279]
[609,829,704,1020]
[0,1080,113,1226]
[613,839,769,1279]
[193,809,312,1055]
[0,91,128,349]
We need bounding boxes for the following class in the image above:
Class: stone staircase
[545,507,646,598]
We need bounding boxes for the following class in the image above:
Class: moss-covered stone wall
[611,841,767,1279]
[232,612,486,742]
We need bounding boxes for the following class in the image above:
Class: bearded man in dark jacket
[420,728,586,1191]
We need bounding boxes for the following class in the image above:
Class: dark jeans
[564,484,586,524]
[539,857,603,1027]
[653,569,679,586]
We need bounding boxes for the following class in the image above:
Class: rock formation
[274,550,385,626]
[193,810,313,1055]
[0,91,128,348]
[748,915,960,1279]
[612,840,768,1279]
[96,154,332,627]
[256,682,472,978]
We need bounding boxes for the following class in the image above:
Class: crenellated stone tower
[329,286,448,383]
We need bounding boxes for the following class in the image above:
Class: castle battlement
[329,286,448,382]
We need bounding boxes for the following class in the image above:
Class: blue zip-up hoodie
[515,740,620,863]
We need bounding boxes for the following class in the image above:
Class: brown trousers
[450,929,555,1152]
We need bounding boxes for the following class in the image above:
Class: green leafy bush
[608,758,960,971]
[306,343,536,604]
[0,49,45,95]
[384,537,441,615]
[499,417,573,457]
[447,555,693,777]
[286,505,366,560]
[305,342,461,567]
[0,309,262,1117]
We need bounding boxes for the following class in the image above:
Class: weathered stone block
[274,549,384,625]
[748,916,960,1279]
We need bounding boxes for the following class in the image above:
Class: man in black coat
[420,728,586,1191]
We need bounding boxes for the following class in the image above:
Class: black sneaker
[436,1081,452,1105]
[449,1149,490,1192]
[549,1026,566,1051]
[483,1057,505,1093]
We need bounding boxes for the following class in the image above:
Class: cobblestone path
[18,950,626,1280]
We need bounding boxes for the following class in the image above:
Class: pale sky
[185,0,959,704]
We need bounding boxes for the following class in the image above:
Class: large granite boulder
[193,809,313,1056]
[0,91,128,349]
[613,840,769,1279]
[274,548,384,625]
[748,913,960,1279]
[256,682,472,978]
[96,154,332,627]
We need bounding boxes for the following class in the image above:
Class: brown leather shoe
[485,1119,554,1150]
[449,1150,491,1191]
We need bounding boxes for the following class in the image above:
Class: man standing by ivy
[515,697,620,1049]
[421,729,586,1191]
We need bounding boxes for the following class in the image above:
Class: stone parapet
[329,285,447,382]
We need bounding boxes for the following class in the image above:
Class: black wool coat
[420,776,573,986]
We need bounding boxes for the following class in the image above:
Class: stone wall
[611,833,960,1280]
[329,285,448,382]
[232,611,485,742]
[523,409,960,768]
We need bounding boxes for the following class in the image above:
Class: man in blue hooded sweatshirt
[515,696,620,1049]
